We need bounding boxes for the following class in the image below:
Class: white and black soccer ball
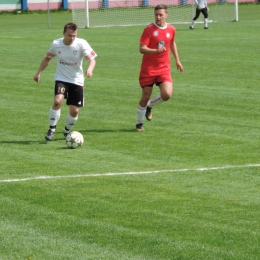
[66,131,84,149]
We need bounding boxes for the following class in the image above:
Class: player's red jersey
[140,22,176,76]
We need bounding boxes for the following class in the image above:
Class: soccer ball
[66,131,84,149]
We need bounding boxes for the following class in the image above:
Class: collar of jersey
[153,22,168,29]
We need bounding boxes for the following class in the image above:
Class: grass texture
[0,5,260,260]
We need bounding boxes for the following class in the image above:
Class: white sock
[136,104,146,124]
[204,18,208,27]
[191,20,195,27]
[148,94,164,108]
[65,113,78,131]
[49,108,60,131]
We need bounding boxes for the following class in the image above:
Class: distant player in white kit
[189,0,209,29]
[33,23,97,141]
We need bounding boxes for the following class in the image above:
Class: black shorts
[55,81,84,107]
[194,7,208,19]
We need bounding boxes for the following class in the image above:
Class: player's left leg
[158,82,173,101]
[148,81,173,107]
[149,81,172,105]
[201,8,209,29]
[64,105,79,136]
[145,82,172,122]
[64,84,83,136]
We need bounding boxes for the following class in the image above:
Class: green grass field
[0,4,260,259]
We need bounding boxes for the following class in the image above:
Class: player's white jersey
[47,38,97,86]
[194,0,207,9]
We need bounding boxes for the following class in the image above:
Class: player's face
[154,9,168,27]
[63,29,77,45]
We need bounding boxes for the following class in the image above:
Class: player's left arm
[170,41,184,72]
[82,39,97,78]
[85,58,96,78]
[205,0,209,11]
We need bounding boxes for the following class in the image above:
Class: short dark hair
[63,23,78,33]
[154,4,168,13]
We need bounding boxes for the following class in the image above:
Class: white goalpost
[47,0,50,28]
[71,0,238,29]
[71,0,90,28]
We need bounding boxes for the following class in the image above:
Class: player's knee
[161,93,171,101]
[140,95,151,105]
[162,96,170,102]
[139,98,149,107]
[70,107,79,118]
[53,101,62,108]
[53,96,63,108]
[70,112,78,118]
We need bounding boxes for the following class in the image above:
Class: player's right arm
[140,44,165,54]
[194,0,201,9]
[33,56,52,83]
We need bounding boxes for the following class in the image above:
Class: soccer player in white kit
[33,23,97,141]
[189,0,209,29]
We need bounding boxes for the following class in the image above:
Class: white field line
[1,163,260,183]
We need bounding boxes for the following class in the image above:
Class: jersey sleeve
[82,40,97,61]
[46,41,56,58]
[171,27,176,43]
[140,26,151,46]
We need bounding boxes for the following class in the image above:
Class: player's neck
[63,38,75,46]
[154,22,167,29]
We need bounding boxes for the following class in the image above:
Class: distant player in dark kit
[190,0,209,29]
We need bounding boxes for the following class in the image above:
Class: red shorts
[139,72,172,88]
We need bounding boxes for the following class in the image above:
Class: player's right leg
[136,86,153,131]
[45,82,66,141]
[190,9,200,29]
[45,97,63,140]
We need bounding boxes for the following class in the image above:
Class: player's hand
[33,74,40,83]
[85,70,93,78]
[157,46,166,53]
[207,7,209,11]
[176,61,184,72]
[198,5,201,9]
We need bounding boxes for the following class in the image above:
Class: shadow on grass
[0,138,65,145]
[80,128,137,133]
[0,129,138,145]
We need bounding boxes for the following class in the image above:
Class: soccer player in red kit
[136,4,184,131]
